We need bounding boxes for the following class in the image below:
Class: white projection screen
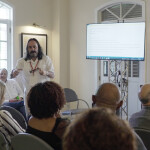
[86,22,145,61]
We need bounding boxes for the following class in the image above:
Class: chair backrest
[134,128,150,150]
[11,133,54,150]
[0,132,9,150]
[134,131,147,150]
[64,88,78,103]
[0,106,27,130]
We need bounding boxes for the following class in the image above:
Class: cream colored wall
[69,0,110,106]
[3,0,70,88]
[59,0,70,87]
[51,0,60,83]
[6,0,70,88]
[3,0,53,75]
[145,0,150,82]
[69,0,150,106]
[2,0,150,107]
[51,0,70,87]
[2,0,69,87]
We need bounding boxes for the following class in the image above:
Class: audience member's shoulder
[0,109,13,122]
[0,109,11,116]
[129,111,141,121]
[17,57,24,62]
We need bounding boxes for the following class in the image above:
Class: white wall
[69,0,150,107]
[69,0,112,106]
[51,0,70,87]
[3,0,53,71]
[145,0,150,82]
[2,0,150,107]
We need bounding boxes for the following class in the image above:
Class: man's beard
[29,51,38,58]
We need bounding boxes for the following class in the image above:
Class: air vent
[133,61,139,77]
[100,3,142,22]
[101,9,117,21]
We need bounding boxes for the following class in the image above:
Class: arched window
[0,1,12,73]
[98,3,144,23]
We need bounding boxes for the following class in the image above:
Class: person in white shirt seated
[0,80,25,145]
[10,68,24,92]
[0,68,26,120]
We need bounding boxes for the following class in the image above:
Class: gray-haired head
[138,84,150,105]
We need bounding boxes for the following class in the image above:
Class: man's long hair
[24,38,43,61]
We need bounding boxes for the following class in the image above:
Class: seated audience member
[0,68,26,120]
[92,82,123,112]
[0,80,25,144]
[129,84,150,130]
[63,108,137,150]
[26,81,70,150]
[10,68,24,92]
[92,83,146,150]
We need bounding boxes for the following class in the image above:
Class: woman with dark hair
[26,81,70,150]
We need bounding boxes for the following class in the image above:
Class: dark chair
[0,106,27,130]
[11,133,54,150]
[134,128,150,150]
[0,132,9,150]
[62,88,89,116]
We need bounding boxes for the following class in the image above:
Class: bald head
[139,84,150,105]
[92,83,121,110]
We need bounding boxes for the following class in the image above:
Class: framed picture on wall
[21,33,47,57]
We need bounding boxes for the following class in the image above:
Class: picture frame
[21,33,47,57]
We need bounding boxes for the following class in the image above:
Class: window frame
[0,1,12,74]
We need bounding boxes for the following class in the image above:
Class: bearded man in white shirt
[0,68,26,120]
[12,38,55,115]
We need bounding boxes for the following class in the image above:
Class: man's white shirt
[15,55,54,114]
[16,55,54,93]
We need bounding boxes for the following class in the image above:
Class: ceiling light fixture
[32,23,46,28]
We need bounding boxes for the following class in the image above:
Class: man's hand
[12,69,22,78]
[55,110,61,118]
[38,68,54,78]
[9,99,21,102]
[38,68,45,76]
